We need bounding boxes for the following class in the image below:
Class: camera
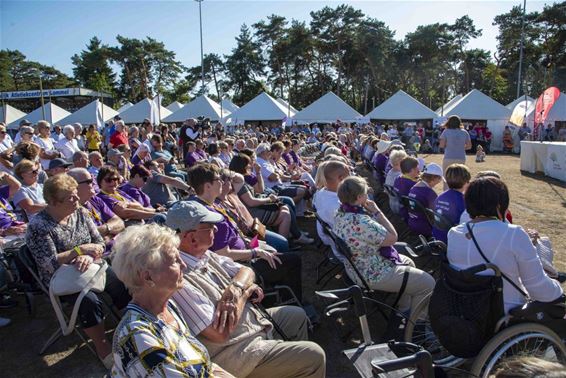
[196,116,211,130]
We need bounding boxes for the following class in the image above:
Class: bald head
[324,161,350,191]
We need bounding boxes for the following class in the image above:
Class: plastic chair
[403,195,434,227]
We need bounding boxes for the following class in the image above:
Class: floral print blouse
[333,208,394,284]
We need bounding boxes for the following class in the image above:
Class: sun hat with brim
[376,140,392,154]
[166,201,223,232]
[48,158,73,170]
[423,163,443,177]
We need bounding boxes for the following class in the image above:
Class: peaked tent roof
[366,90,437,120]
[118,98,171,124]
[8,102,71,129]
[506,95,535,110]
[0,104,27,125]
[276,98,299,115]
[116,102,133,113]
[166,101,184,112]
[221,99,239,113]
[435,94,462,115]
[293,92,362,123]
[59,99,118,125]
[163,95,229,122]
[442,89,511,120]
[229,92,290,123]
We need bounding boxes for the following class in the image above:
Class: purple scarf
[340,203,402,264]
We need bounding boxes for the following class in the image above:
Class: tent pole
[516,0,527,98]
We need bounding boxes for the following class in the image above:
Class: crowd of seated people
[0,115,564,377]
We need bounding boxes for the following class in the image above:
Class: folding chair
[313,211,346,288]
[402,195,434,228]
[13,245,98,356]
[426,208,455,233]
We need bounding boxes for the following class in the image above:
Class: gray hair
[63,125,75,136]
[67,167,90,181]
[389,150,408,167]
[88,151,102,160]
[324,146,342,157]
[72,151,88,163]
[337,176,368,205]
[111,224,180,294]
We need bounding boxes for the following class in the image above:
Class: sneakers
[0,316,11,327]
[295,234,314,245]
[0,294,17,309]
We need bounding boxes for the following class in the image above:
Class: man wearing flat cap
[167,201,325,378]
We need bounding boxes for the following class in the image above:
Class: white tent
[221,98,239,114]
[8,102,71,129]
[59,99,118,126]
[276,98,299,115]
[228,92,290,124]
[118,98,171,124]
[366,90,437,120]
[116,102,133,113]
[506,95,535,110]
[293,92,361,123]
[435,94,462,115]
[166,101,184,112]
[441,89,512,151]
[0,104,27,126]
[524,92,566,126]
[164,95,229,123]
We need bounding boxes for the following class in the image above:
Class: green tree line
[0,3,564,112]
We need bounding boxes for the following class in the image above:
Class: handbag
[251,218,267,240]
[49,260,108,335]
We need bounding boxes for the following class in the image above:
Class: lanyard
[0,200,16,220]
[101,190,126,202]
[83,202,101,223]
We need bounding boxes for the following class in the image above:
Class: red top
[110,131,129,148]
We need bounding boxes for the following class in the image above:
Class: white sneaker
[295,234,314,245]
[0,316,11,327]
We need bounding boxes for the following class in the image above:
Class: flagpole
[516,0,527,98]
[100,91,104,127]
[157,93,161,124]
[38,71,46,120]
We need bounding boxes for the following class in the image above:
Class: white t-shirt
[257,157,282,189]
[35,136,57,170]
[313,188,346,264]
[56,138,80,161]
[447,221,563,313]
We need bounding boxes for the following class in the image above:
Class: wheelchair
[403,261,566,378]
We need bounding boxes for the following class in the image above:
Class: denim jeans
[265,230,289,252]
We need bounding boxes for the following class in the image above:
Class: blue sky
[0,0,555,77]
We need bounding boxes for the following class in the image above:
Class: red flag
[533,87,560,140]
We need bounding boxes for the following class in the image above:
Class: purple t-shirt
[407,184,437,237]
[432,189,465,243]
[196,149,207,159]
[0,185,17,230]
[282,152,293,166]
[393,176,417,222]
[185,151,205,167]
[190,197,246,252]
[373,153,388,184]
[119,182,152,208]
[97,189,136,212]
[83,196,116,226]
[290,151,301,166]
[245,173,258,187]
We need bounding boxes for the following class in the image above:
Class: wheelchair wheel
[403,293,464,368]
[471,323,566,378]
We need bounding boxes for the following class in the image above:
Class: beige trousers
[246,306,326,378]
[370,254,435,316]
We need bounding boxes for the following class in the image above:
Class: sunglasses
[0,131,6,135]
[78,178,94,185]
[142,176,149,182]
[26,169,39,175]
[104,176,120,183]
[24,132,34,136]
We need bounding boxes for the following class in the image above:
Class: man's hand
[212,297,238,333]
[246,284,264,304]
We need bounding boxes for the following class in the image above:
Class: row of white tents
[2,89,565,151]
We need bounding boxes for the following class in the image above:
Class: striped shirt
[172,250,241,335]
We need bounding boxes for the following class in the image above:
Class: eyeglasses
[104,176,120,183]
[24,132,33,136]
[26,169,39,175]
[78,178,94,185]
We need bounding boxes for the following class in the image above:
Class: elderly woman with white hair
[109,120,128,149]
[56,125,81,161]
[111,224,233,377]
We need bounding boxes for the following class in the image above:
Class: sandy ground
[1,154,564,377]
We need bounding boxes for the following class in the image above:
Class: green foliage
[71,37,115,94]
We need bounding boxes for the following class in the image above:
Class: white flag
[150,94,162,126]
[95,99,104,130]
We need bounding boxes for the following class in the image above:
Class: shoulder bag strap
[466,222,528,298]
